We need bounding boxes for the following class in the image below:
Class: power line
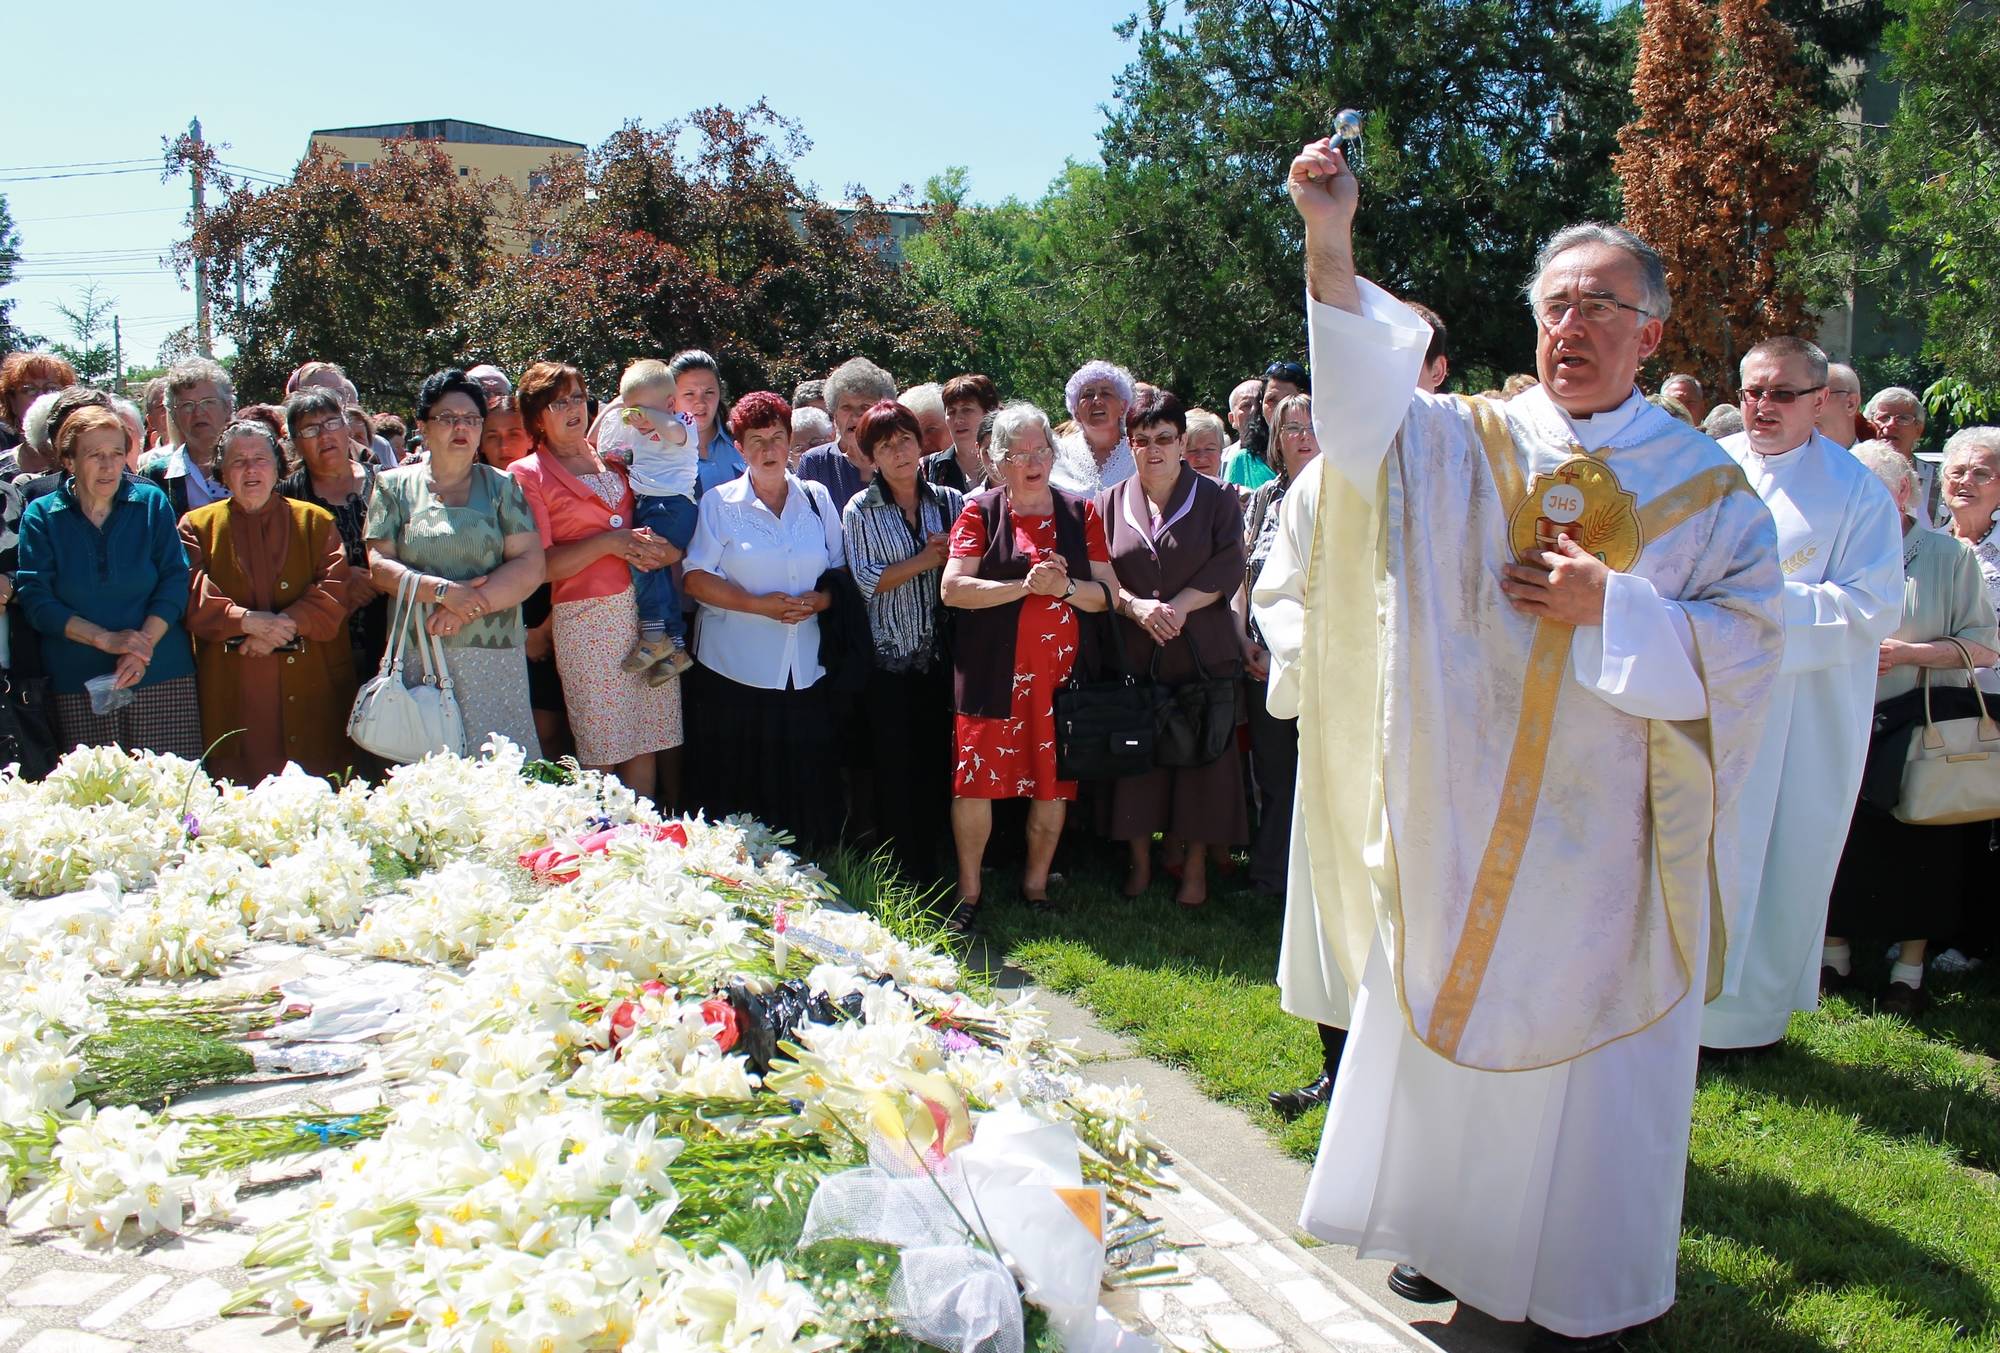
[0,167,160,184]
[0,157,155,172]
[18,207,182,224]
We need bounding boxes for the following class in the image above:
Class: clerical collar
[1516,383,1667,456]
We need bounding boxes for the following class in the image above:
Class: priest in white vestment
[1700,338,1903,1050]
[1277,140,1784,1347]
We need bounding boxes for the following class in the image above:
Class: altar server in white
[1700,338,1902,1050]
[1280,139,1783,1350]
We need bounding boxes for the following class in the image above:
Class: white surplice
[1289,283,1783,1338]
[1700,432,1903,1049]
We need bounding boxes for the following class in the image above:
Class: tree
[51,283,117,386]
[463,105,970,397]
[1617,0,1822,391]
[1793,0,2000,405]
[1008,0,1637,406]
[172,137,496,403]
[0,194,22,351]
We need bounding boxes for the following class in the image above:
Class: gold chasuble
[1293,322,1782,1072]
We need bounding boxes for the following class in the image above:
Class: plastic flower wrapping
[0,741,1171,1350]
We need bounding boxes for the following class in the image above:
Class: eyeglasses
[1533,295,1650,329]
[295,419,348,442]
[1005,449,1056,465]
[1942,465,1997,487]
[169,396,229,418]
[548,393,587,411]
[1873,410,1923,425]
[1739,385,1825,405]
[427,413,484,431]
[1278,423,1312,436]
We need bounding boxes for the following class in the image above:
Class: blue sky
[4,0,1145,366]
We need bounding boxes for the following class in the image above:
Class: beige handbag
[1894,638,2000,825]
[346,572,469,765]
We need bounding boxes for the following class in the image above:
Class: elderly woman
[181,422,354,783]
[280,390,383,675]
[1864,386,1935,523]
[509,361,682,800]
[0,353,76,472]
[925,374,1001,492]
[1051,360,1137,496]
[1098,389,1248,907]
[1825,440,1999,1015]
[364,369,546,758]
[149,358,236,516]
[1940,427,2000,655]
[1239,392,1320,896]
[942,402,1120,931]
[15,405,199,758]
[842,399,967,881]
[799,357,899,508]
[683,392,845,844]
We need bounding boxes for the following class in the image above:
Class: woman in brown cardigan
[181,421,355,783]
[1098,388,1248,908]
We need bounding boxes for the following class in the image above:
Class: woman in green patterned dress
[364,369,547,757]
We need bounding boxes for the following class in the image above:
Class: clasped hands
[756,591,827,625]
[614,527,679,572]
[93,627,155,689]
[237,610,299,659]
[1498,535,1610,626]
[428,576,493,638]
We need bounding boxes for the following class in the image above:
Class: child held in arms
[595,359,700,685]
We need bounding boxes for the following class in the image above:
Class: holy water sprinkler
[1332,108,1365,172]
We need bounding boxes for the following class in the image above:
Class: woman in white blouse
[682,392,846,846]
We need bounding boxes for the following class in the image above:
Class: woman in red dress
[941,402,1120,933]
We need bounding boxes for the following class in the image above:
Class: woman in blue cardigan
[15,403,200,759]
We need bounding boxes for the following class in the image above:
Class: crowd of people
[1,141,1998,1344]
[0,318,1994,957]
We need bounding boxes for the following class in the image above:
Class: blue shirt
[695,428,746,500]
[795,443,867,511]
[15,476,195,693]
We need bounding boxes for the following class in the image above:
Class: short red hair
[856,398,922,458]
[727,391,792,440]
[1,352,77,421]
[517,361,587,448]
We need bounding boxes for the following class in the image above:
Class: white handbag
[346,571,469,764]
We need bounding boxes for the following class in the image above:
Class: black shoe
[1268,1073,1334,1120]
[1819,965,1851,998]
[1528,1325,1630,1351]
[945,899,980,937]
[1882,979,1927,1018]
[1386,1263,1454,1304]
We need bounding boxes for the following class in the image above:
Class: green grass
[972,842,2000,1352]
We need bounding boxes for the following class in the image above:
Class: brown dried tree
[1617,0,1820,393]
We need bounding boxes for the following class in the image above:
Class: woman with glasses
[1864,387,1935,523]
[280,389,384,677]
[941,402,1120,932]
[1940,428,2000,658]
[1825,440,1998,1015]
[0,352,76,466]
[363,369,546,757]
[1100,388,1249,908]
[508,361,682,802]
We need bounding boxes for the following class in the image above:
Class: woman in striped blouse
[841,399,966,883]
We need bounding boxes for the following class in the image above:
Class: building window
[528,172,550,194]
[459,167,469,177]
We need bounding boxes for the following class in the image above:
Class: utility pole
[189,116,211,357]
[113,316,124,395]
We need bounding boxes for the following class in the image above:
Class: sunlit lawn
[964,846,2000,1352]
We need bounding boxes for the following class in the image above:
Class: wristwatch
[1062,579,1077,601]
[431,578,449,604]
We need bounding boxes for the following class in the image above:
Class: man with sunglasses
[1700,338,1903,1055]
[1263,136,1783,1350]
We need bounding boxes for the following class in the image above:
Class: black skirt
[684,663,840,851]
[1827,800,1967,943]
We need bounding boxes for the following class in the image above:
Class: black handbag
[0,670,57,781]
[1055,583,1163,780]
[1152,631,1239,768]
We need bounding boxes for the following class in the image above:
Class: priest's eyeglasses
[1532,295,1650,329]
[1738,385,1825,405]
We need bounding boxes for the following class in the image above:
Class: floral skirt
[552,588,683,767]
